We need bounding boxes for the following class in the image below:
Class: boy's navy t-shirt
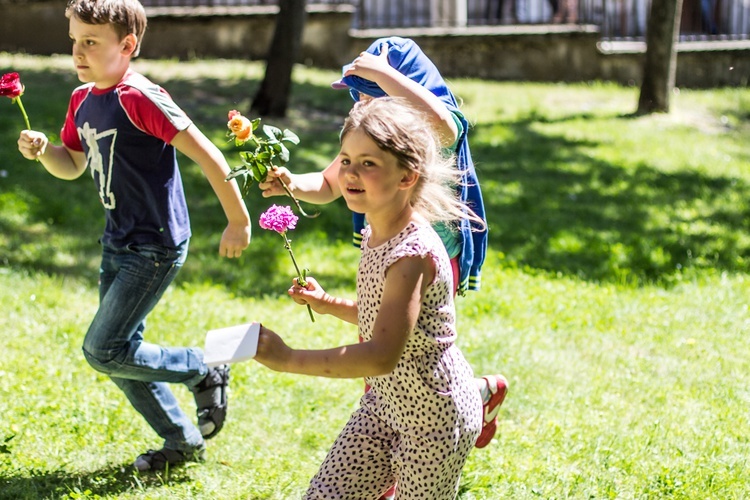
[61,70,192,249]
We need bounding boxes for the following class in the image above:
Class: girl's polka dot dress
[305,222,482,500]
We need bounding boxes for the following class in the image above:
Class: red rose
[0,72,25,99]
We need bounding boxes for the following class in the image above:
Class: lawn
[1,53,749,499]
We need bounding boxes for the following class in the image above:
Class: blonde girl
[254,97,484,500]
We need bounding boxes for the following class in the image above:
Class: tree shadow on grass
[0,463,193,499]
[473,111,750,285]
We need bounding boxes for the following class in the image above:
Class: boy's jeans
[82,240,205,452]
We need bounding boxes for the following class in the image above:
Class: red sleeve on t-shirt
[60,86,89,152]
[118,85,183,144]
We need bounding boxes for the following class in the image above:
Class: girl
[258,38,508,461]
[254,97,484,499]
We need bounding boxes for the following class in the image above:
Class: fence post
[431,0,468,27]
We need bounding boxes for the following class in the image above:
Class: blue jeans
[82,240,206,452]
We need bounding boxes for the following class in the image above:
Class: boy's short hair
[66,0,148,57]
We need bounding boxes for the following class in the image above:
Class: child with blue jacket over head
[17,0,251,471]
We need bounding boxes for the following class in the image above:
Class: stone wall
[1,2,747,88]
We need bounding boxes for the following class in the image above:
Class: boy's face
[69,16,135,89]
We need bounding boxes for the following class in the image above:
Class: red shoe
[379,483,396,500]
[475,374,508,449]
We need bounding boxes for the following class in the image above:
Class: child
[258,36,508,451]
[255,97,484,499]
[16,0,251,471]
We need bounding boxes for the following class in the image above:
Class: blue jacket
[338,37,488,293]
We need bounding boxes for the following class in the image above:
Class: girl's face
[69,16,134,89]
[338,128,413,217]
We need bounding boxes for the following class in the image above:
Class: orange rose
[228,114,252,143]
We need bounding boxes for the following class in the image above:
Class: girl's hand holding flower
[288,276,329,315]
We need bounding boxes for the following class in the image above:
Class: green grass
[1,53,749,499]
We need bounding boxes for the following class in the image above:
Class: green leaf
[226,167,248,181]
[278,143,290,164]
[263,124,283,141]
[257,151,273,162]
[282,129,300,145]
[249,160,269,183]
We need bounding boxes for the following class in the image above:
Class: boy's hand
[258,166,293,198]
[219,221,251,258]
[18,130,48,160]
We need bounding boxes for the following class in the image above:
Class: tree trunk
[637,0,684,114]
[251,0,307,117]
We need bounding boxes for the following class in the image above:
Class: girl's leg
[391,421,478,500]
[449,255,509,449]
[305,400,395,500]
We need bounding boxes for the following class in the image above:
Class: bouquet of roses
[224,110,317,218]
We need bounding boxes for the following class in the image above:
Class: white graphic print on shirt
[79,121,117,210]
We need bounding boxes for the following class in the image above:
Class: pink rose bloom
[259,205,298,234]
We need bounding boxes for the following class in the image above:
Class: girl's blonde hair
[66,0,148,57]
[340,97,485,231]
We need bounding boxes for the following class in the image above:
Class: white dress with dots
[305,222,483,500]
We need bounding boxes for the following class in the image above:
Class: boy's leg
[82,242,209,454]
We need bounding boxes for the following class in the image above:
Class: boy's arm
[258,156,343,204]
[346,46,459,147]
[171,124,251,258]
[256,255,431,378]
[18,130,87,180]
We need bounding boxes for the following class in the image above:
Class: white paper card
[203,322,260,367]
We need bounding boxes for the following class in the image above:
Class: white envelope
[203,322,260,367]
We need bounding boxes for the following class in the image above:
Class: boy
[17,0,251,471]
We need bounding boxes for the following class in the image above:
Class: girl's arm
[255,255,434,378]
[18,130,87,179]
[288,276,358,324]
[258,156,343,204]
[171,124,252,258]
[345,46,459,147]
